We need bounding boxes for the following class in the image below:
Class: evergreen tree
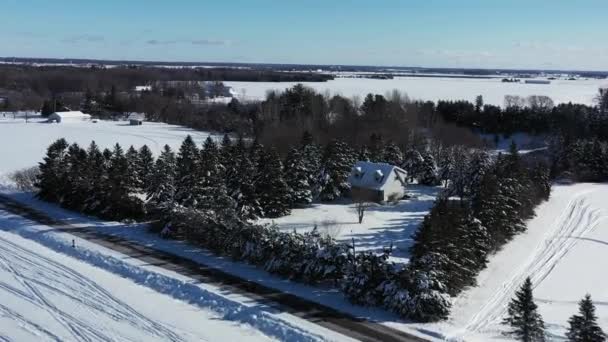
[199,136,235,213]
[503,277,545,342]
[438,147,456,187]
[319,140,355,201]
[300,132,322,198]
[566,294,606,342]
[357,146,371,161]
[466,150,492,197]
[403,149,424,182]
[36,138,69,202]
[83,141,107,213]
[175,135,200,207]
[418,150,440,186]
[125,145,141,192]
[368,133,384,161]
[62,143,88,210]
[147,145,177,219]
[257,148,291,218]
[284,148,313,207]
[234,152,264,219]
[138,145,154,191]
[382,142,403,166]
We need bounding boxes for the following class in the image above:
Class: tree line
[34,132,550,322]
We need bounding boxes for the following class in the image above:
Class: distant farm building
[525,79,551,85]
[348,161,408,203]
[48,111,91,123]
[127,112,145,125]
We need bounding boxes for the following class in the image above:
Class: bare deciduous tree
[356,201,369,224]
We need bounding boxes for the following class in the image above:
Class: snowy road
[0,225,274,341]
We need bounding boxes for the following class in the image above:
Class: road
[0,194,428,342]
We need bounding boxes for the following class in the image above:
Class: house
[127,112,145,125]
[348,161,408,203]
[48,111,91,123]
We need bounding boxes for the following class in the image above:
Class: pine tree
[199,136,235,213]
[403,149,425,182]
[466,150,492,198]
[369,133,384,162]
[438,147,456,187]
[175,135,200,207]
[284,148,313,207]
[382,142,404,166]
[37,138,69,202]
[83,141,107,213]
[357,146,371,161]
[300,132,322,198]
[234,152,264,219]
[257,148,291,218]
[138,145,154,191]
[503,277,545,342]
[62,143,88,210]
[319,140,355,201]
[125,145,141,192]
[418,150,440,186]
[147,145,177,219]
[566,294,606,342]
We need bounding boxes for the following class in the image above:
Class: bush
[10,166,40,191]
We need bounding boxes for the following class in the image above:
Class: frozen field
[0,118,215,175]
[227,76,608,106]
[433,183,608,341]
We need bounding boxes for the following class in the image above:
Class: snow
[226,77,608,106]
[0,189,440,341]
[432,183,608,341]
[260,185,441,264]
[0,205,363,342]
[0,117,216,175]
[0,214,276,342]
[348,161,407,191]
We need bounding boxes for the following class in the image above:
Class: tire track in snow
[0,235,187,342]
[464,194,605,334]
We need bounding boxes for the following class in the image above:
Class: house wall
[351,187,384,203]
[381,171,406,202]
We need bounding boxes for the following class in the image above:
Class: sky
[2,0,607,70]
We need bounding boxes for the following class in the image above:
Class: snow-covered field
[0,117,215,175]
[0,221,274,342]
[260,185,440,264]
[226,77,608,106]
[432,183,608,341]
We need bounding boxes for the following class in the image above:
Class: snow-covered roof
[348,161,407,190]
[50,111,91,119]
[134,85,152,92]
[127,112,145,121]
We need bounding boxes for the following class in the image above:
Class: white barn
[48,111,91,123]
[127,112,145,125]
[348,161,407,203]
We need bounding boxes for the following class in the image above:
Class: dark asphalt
[0,194,430,342]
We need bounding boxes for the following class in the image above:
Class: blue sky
[3,0,607,70]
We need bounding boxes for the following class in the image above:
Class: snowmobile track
[464,194,604,334]
[0,194,429,342]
